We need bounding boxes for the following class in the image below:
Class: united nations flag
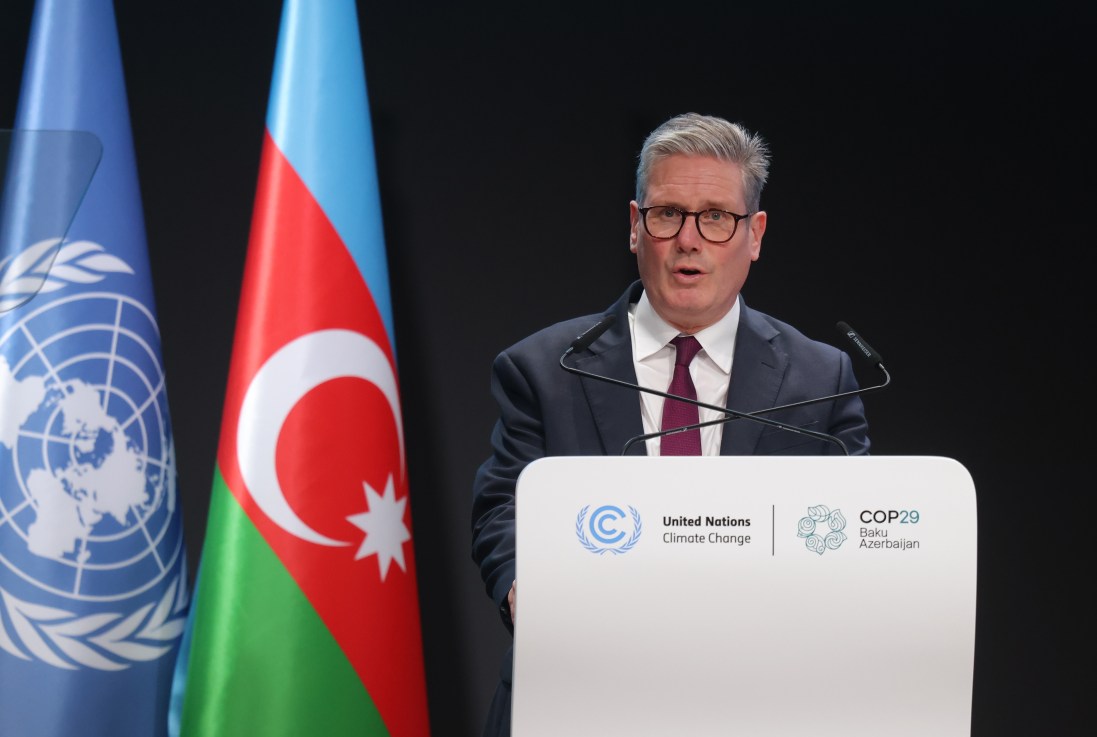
[0,2,188,736]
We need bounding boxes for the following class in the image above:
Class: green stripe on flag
[180,467,387,736]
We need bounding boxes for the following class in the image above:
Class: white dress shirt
[628,291,741,456]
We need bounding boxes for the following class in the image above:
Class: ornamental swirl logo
[575,504,642,555]
[796,504,847,555]
[0,252,186,670]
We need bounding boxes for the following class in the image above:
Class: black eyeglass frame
[638,205,753,243]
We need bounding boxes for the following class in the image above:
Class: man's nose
[676,213,703,250]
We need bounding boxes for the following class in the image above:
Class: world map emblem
[0,244,186,670]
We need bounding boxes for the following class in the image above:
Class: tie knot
[670,335,702,367]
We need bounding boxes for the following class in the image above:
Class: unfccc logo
[575,504,641,555]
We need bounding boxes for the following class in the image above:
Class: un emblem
[575,504,642,555]
[0,276,186,669]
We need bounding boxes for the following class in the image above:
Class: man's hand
[507,580,517,624]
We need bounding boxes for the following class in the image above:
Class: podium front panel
[512,456,976,736]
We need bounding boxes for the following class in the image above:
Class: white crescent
[236,329,404,546]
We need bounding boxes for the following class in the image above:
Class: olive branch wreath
[0,572,188,670]
[0,238,133,311]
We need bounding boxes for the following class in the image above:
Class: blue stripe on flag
[266,0,396,348]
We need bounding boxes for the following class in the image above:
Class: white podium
[512,456,977,736]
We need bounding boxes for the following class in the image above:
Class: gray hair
[635,113,770,212]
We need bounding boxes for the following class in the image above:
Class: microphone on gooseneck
[837,321,885,368]
[564,314,617,356]
[558,315,851,456]
[617,321,891,455]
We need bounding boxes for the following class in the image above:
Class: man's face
[629,154,766,334]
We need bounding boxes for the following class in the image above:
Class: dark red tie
[660,335,703,455]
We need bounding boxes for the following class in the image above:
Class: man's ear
[629,201,641,253]
[748,210,767,261]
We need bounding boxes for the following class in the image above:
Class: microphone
[559,316,851,456]
[838,321,883,366]
[618,321,891,455]
[565,314,617,355]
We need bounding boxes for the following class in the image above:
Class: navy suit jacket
[471,280,869,710]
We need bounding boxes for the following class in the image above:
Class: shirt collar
[631,291,740,374]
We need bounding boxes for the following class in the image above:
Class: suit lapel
[721,302,787,455]
[573,282,647,456]
[576,337,645,456]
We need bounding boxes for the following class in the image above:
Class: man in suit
[471,112,870,737]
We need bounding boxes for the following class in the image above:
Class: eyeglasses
[638,205,752,243]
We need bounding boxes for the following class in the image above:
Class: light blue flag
[0,2,189,736]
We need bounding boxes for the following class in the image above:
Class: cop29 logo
[575,505,642,555]
[796,504,847,555]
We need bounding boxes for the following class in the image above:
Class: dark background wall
[2,1,1089,734]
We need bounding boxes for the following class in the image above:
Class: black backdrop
[1,2,1089,735]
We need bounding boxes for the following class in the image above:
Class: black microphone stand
[560,317,891,458]
[619,362,890,455]
[559,350,851,456]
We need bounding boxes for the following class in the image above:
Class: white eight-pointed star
[347,475,410,580]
